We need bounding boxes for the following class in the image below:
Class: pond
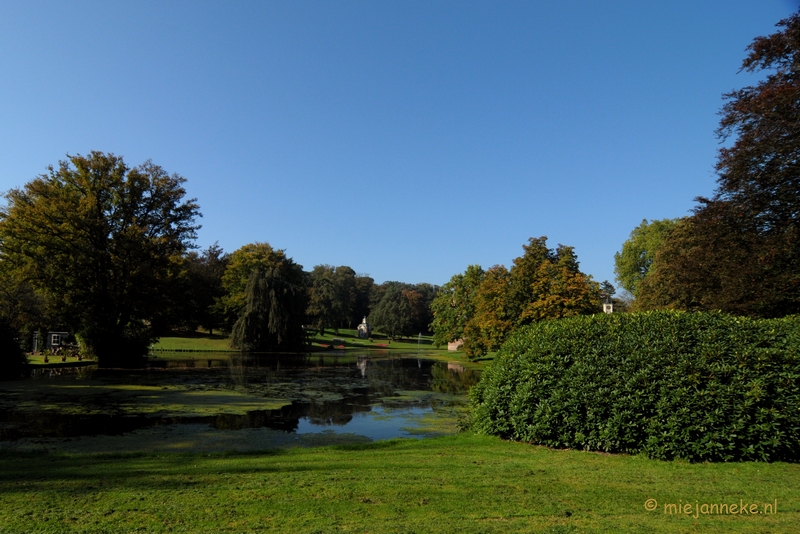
[0,353,480,453]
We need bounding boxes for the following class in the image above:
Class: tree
[462,265,513,357]
[183,243,228,334]
[369,282,412,339]
[509,238,600,326]
[635,205,773,315]
[230,266,306,352]
[0,152,200,364]
[218,243,293,330]
[430,265,485,347]
[637,12,800,317]
[306,265,337,336]
[613,219,679,296]
[351,274,374,326]
[306,265,358,335]
[332,266,357,329]
[461,237,601,358]
[407,282,438,334]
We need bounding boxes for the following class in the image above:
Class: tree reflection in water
[1,354,480,441]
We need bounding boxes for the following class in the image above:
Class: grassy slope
[150,329,487,368]
[1,433,796,533]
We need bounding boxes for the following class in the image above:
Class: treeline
[181,242,438,349]
[429,237,613,359]
[0,152,437,370]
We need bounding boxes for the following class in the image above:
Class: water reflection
[2,354,480,442]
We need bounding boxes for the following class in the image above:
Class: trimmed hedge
[469,311,800,462]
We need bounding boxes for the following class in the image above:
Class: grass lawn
[150,329,487,369]
[150,331,233,352]
[1,433,797,533]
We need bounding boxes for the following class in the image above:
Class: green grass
[1,433,797,533]
[151,331,233,352]
[150,328,486,369]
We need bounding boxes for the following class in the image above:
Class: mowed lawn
[1,433,797,533]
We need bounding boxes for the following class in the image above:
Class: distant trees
[432,237,601,358]
[183,243,229,334]
[305,265,359,335]
[369,282,412,340]
[613,219,679,297]
[351,274,374,326]
[0,152,200,364]
[430,265,485,348]
[635,12,800,317]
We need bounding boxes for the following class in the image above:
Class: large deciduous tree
[0,152,200,364]
[613,218,679,297]
[182,243,228,334]
[217,243,293,329]
[369,282,412,340]
[637,12,800,317]
[230,266,307,352]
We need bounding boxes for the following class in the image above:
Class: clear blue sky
[1,1,797,288]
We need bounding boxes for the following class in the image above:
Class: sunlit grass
[1,433,797,533]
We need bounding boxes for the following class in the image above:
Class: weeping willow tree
[231,267,306,352]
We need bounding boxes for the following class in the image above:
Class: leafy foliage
[613,218,678,296]
[230,266,307,352]
[306,265,359,335]
[430,265,485,347]
[369,282,412,339]
[637,13,800,317]
[462,265,513,357]
[181,243,228,334]
[462,237,601,358]
[470,311,800,462]
[218,243,294,330]
[0,152,200,364]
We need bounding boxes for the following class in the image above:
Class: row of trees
[0,152,439,368]
[430,237,606,358]
[614,12,800,319]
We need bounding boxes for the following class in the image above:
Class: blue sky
[1,1,797,288]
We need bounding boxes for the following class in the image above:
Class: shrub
[469,311,800,462]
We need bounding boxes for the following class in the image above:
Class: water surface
[0,353,479,451]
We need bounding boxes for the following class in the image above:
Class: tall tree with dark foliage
[639,12,800,316]
[0,152,200,364]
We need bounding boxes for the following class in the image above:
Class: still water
[0,353,480,448]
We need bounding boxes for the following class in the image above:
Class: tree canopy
[230,266,307,352]
[305,265,359,335]
[437,237,601,358]
[637,12,800,317]
[218,243,294,329]
[0,152,200,364]
[613,219,679,297]
[368,282,413,340]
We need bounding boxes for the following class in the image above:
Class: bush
[469,311,800,462]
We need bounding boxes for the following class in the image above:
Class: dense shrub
[469,311,800,462]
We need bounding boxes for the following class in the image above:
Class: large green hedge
[469,311,800,462]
